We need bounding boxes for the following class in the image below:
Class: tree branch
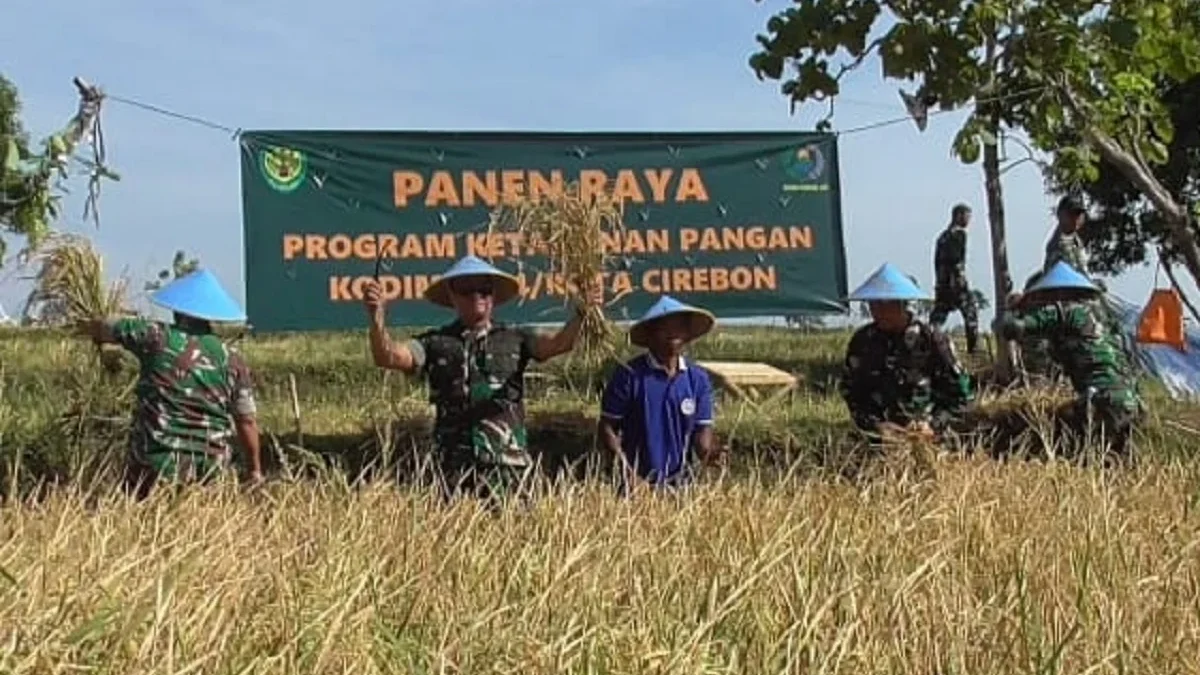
[1160,251,1200,326]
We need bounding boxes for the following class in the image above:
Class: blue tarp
[1108,296,1200,401]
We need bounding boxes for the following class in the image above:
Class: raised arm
[530,280,604,362]
[363,280,420,374]
[80,316,163,358]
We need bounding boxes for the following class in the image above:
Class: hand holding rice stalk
[26,233,132,370]
[488,180,626,361]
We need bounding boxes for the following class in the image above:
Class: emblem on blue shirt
[681,398,696,415]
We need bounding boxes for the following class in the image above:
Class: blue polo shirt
[600,354,714,484]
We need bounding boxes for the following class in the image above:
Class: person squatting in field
[81,269,263,499]
[930,203,981,355]
[996,261,1145,460]
[839,262,975,445]
[598,295,722,493]
[1015,271,1062,385]
[362,255,602,506]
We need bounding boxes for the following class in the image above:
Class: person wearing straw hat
[1010,270,1062,385]
[80,268,263,498]
[996,261,1143,459]
[839,262,974,444]
[598,295,718,490]
[363,255,602,504]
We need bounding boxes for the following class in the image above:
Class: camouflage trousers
[436,452,535,509]
[1017,337,1062,385]
[1061,393,1143,460]
[123,448,229,501]
[931,286,979,353]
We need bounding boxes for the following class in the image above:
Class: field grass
[2,324,1200,673]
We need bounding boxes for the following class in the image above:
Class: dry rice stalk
[24,233,131,327]
[488,180,627,362]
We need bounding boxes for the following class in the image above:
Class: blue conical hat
[846,262,932,302]
[629,295,715,348]
[1026,261,1100,295]
[423,255,521,307]
[150,268,246,322]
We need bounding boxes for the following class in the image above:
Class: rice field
[2,325,1200,674]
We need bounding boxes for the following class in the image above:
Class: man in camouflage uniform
[840,262,974,444]
[83,269,262,499]
[996,261,1143,459]
[930,203,980,355]
[1015,271,1061,384]
[1042,193,1133,363]
[1045,194,1089,272]
[363,255,601,506]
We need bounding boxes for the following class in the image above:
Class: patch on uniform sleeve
[847,356,860,369]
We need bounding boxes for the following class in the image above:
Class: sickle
[374,233,385,280]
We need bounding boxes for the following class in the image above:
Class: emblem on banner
[260,146,307,193]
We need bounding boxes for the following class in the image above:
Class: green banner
[238,131,848,332]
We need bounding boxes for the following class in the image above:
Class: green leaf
[1144,137,1170,165]
[952,124,982,164]
[749,53,785,80]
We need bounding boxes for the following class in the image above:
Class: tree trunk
[983,127,1015,381]
[982,36,1015,381]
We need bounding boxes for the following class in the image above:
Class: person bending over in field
[839,262,974,445]
[995,261,1144,461]
[81,269,263,499]
[362,255,602,506]
[598,295,720,493]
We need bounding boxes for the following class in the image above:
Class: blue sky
[0,0,1178,327]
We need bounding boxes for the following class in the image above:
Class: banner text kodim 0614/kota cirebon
[238,131,849,331]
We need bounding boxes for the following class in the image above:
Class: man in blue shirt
[599,295,719,489]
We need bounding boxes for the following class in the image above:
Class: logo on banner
[780,144,829,193]
[260,146,307,193]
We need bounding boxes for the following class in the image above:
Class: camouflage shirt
[110,318,257,460]
[998,302,1140,411]
[1044,230,1088,273]
[839,318,974,432]
[408,321,538,468]
[934,224,969,291]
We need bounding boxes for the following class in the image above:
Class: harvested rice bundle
[26,233,129,325]
[25,234,132,372]
[488,181,627,361]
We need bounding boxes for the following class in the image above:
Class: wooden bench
[696,361,800,408]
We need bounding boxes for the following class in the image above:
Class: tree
[1046,75,1200,277]
[0,75,117,265]
[748,0,1200,378]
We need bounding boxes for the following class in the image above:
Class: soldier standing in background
[930,203,980,355]
[1043,193,1132,361]
[1045,194,1089,272]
